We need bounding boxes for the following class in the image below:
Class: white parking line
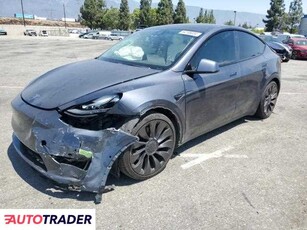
[180,146,237,170]
[180,147,248,170]
[280,92,307,95]
[224,154,248,159]
[0,86,23,89]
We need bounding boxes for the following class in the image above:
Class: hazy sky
[151,0,307,15]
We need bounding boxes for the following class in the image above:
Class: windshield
[99,28,201,69]
[295,40,307,46]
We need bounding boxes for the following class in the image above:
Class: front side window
[99,28,201,69]
[189,31,236,70]
[237,31,265,60]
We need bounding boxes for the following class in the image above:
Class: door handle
[229,72,237,77]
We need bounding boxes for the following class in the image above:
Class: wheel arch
[140,106,183,147]
[269,77,281,94]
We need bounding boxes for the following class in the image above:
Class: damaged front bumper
[11,95,138,194]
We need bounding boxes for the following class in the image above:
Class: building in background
[14,13,34,19]
[61,18,76,22]
[299,15,307,36]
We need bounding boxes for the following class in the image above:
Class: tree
[149,8,158,26]
[118,0,130,30]
[207,10,216,24]
[168,0,174,20]
[196,8,205,23]
[173,0,188,23]
[156,0,174,25]
[131,8,140,29]
[241,22,252,29]
[263,0,286,32]
[224,20,234,26]
[80,0,106,29]
[288,0,303,33]
[103,7,119,30]
[195,8,216,24]
[139,0,151,26]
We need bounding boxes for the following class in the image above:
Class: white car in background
[83,32,97,39]
[107,34,124,41]
[39,30,48,37]
[93,31,111,39]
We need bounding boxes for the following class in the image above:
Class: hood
[21,59,160,109]
[268,42,284,50]
[268,42,292,53]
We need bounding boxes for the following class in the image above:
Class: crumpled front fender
[11,95,138,194]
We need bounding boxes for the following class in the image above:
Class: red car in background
[286,38,307,59]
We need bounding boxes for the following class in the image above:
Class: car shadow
[7,144,96,202]
[7,116,255,201]
[174,116,253,156]
[7,143,141,202]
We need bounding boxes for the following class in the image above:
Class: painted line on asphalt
[224,154,248,159]
[280,92,307,95]
[180,146,238,170]
[0,86,24,89]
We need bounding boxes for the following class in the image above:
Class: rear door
[234,31,267,117]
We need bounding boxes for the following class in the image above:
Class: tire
[255,81,279,119]
[284,58,290,62]
[119,113,176,180]
[291,51,298,60]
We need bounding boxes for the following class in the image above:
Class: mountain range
[0,0,265,27]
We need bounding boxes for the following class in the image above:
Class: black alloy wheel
[119,113,176,180]
[256,81,279,119]
[292,51,298,60]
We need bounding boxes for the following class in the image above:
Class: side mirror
[197,59,220,73]
[185,59,220,76]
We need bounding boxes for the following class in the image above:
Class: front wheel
[291,51,298,60]
[283,57,290,62]
[255,81,279,119]
[119,113,176,180]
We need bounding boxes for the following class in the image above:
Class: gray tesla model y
[11,24,281,197]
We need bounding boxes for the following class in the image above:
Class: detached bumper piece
[11,95,138,203]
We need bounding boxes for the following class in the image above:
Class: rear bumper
[11,95,138,193]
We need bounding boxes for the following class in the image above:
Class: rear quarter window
[237,31,265,60]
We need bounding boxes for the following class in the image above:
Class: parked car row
[79,31,125,40]
[24,29,48,37]
[259,35,292,62]
[259,33,307,61]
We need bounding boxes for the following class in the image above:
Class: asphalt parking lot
[0,36,306,230]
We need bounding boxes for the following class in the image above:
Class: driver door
[183,30,240,141]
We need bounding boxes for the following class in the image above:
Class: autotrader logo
[0,209,95,230]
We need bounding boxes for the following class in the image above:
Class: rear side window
[190,31,236,69]
[237,31,265,60]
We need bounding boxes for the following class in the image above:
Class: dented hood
[21,59,159,109]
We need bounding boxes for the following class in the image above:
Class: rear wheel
[119,113,176,180]
[255,81,279,119]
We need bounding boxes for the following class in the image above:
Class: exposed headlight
[66,94,121,115]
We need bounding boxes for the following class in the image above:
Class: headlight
[66,94,121,115]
